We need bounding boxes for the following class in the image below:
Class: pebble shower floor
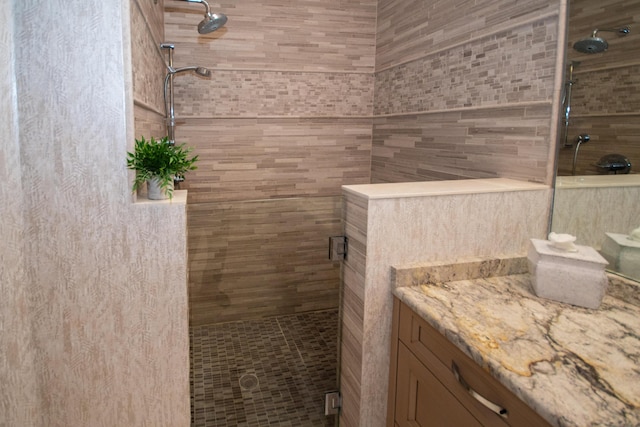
[190,309,338,426]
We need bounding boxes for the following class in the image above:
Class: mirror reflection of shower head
[180,0,228,34]
[573,26,631,54]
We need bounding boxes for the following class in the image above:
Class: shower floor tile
[190,310,338,427]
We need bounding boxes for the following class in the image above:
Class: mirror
[551,0,640,281]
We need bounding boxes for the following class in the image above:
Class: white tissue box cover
[527,238,608,309]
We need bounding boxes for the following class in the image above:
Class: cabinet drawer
[396,342,483,427]
[398,301,551,427]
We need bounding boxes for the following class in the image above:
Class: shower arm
[181,0,212,16]
[591,26,631,38]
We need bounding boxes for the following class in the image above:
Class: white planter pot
[147,177,174,200]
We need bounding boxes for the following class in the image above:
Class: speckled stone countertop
[392,257,640,427]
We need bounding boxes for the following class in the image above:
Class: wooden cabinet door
[395,342,483,427]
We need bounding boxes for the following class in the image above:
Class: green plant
[126,136,198,199]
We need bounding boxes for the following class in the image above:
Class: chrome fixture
[595,154,631,174]
[178,0,228,34]
[572,134,590,175]
[561,61,579,147]
[573,25,631,54]
[160,43,210,146]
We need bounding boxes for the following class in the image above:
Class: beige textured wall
[164,0,376,324]
[5,1,190,425]
[557,0,640,175]
[553,182,640,248]
[340,181,552,427]
[0,4,41,426]
[372,0,562,184]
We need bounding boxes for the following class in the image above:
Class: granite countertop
[392,258,640,427]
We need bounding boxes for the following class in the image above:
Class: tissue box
[527,238,608,309]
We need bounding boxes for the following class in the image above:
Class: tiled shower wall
[372,0,561,185]
[556,0,640,176]
[132,0,166,139]
[165,0,376,325]
[164,0,563,325]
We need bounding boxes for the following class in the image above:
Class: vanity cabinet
[388,298,552,427]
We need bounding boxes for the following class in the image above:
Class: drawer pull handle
[452,361,508,419]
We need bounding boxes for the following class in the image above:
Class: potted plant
[127,136,198,200]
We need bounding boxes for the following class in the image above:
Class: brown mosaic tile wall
[556,116,640,176]
[134,104,167,140]
[566,0,640,70]
[375,0,558,71]
[165,0,564,326]
[131,0,166,139]
[174,71,374,117]
[188,197,343,324]
[372,105,552,183]
[570,65,640,115]
[165,0,376,72]
[178,118,372,203]
[164,0,376,325]
[372,4,561,185]
[374,19,557,115]
[558,0,640,175]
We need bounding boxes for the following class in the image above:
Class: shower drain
[239,373,259,391]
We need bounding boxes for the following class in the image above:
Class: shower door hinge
[324,391,342,415]
[328,236,348,261]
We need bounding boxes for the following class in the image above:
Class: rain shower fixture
[179,0,228,34]
[573,26,631,53]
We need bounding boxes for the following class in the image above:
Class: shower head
[194,67,211,77]
[180,0,228,34]
[168,65,211,77]
[573,35,608,54]
[198,12,228,34]
[573,26,631,54]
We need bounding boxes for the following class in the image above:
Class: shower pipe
[572,134,590,175]
[561,61,578,148]
[161,43,177,145]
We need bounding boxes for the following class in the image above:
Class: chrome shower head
[573,26,631,54]
[573,35,608,54]
[181,0,228,34]
[168,65,211,77]
[194,67,211,77]
[198,12,228,34]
